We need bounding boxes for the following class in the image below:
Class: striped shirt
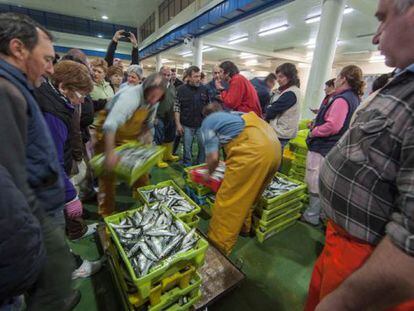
[320,66,414,255]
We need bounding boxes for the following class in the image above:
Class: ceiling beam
[203,40,309,63]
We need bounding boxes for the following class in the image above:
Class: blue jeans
[183,126,205,166]
[154,118,176,145]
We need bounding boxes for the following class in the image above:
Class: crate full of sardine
[259,173,307,209]
[188,162,226,193]
[90,142,165,185]
[137,180,201,224]
[104,204,208,299]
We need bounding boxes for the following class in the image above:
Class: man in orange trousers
[305,1,414,310]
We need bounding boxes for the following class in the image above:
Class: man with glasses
[155,65,179,168]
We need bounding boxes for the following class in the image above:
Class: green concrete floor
[70,163,324,311]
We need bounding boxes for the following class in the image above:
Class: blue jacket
[250,77,271,112]
[307,89,360,156]
[0,165,45,303]
[0,59,65,215]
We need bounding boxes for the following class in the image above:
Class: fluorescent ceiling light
[183,63,190,68]
[101,15,108,20]
[240,53,256,59]
[305,15,320,24]
[258,24,289,37]
[245,59,258,66]
[97,34,103,38]
[305,6,353,24]
[344,6,354,14]
[343,50,370,55]
[369,55,385,63]
[182,52,193,57]
[228,36,248,44]
[202,46,215,52]
[161,59,172,63]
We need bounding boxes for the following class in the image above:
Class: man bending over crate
[200,102,281,254]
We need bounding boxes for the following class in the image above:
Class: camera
[121,31,131,38]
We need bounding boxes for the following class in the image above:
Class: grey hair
[127,65,143,78]
[394,0,414,13]
[142,73,167,99]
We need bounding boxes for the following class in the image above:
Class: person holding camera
[105,29,139,67]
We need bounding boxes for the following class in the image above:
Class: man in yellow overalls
[97,73,166,216]
[200,103,281,254]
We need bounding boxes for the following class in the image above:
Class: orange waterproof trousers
[305,220,414,311]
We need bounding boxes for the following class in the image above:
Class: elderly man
[305,1,414,310]
[0,13,77,310]
[155,65,179,168]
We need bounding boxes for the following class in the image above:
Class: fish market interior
[1,0,414,310]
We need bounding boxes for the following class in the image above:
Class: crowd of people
[1,0,414,310]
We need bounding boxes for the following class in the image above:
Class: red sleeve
[221,76,244,110]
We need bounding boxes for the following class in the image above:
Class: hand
[315,289,354,311]
[105,150,119,172]
[307,121,314,129]
[129,32,138,48]
[176,124,184,136]
[113,29,125,42]
[202,173,211,183]
[215,80,224,91]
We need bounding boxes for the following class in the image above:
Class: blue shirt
[201,112,245,154]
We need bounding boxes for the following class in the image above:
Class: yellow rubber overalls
[208,112,282,255]
[97,108,150,217]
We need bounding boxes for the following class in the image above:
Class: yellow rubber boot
[163,142,179,162]
[157,159,169,168]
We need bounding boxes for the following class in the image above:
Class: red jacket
[221,74,262,117]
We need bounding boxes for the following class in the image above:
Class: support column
[302,0,346,119]
[193,38,203,71]
[156,54,162,72]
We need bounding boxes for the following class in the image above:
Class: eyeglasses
[213,72,220,74]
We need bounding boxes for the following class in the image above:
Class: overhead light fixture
[101,15,108,20]
[342,50,370,55]
[97,34,103,38]
[305,15,320,24]
[298,63,310,68]
[306,43,316,49]
[183,62,190,68]
[305,6,353,24]
[258,24,289,37]
[344,6,354,14]
[228,36,248,45]
[182,52,193,57]
[240,52,257,59]
[245,59,258,66]
[161,58,172,63]
[369,55,385,63]
[202,46,215,52]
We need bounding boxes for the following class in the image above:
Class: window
[139,13,155,41]
[158,0,195,27]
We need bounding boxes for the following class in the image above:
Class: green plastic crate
[255,217,298,243]
[90,142,165,186]
[187,215,200,229]
[256,196,304,221]
[254,205,302,232]
[104,206,208,301]
[185,178,212,196]
[259,173,307,209]
[167,289,202,311]
[137,180,202,223]
[147,273,202,311]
